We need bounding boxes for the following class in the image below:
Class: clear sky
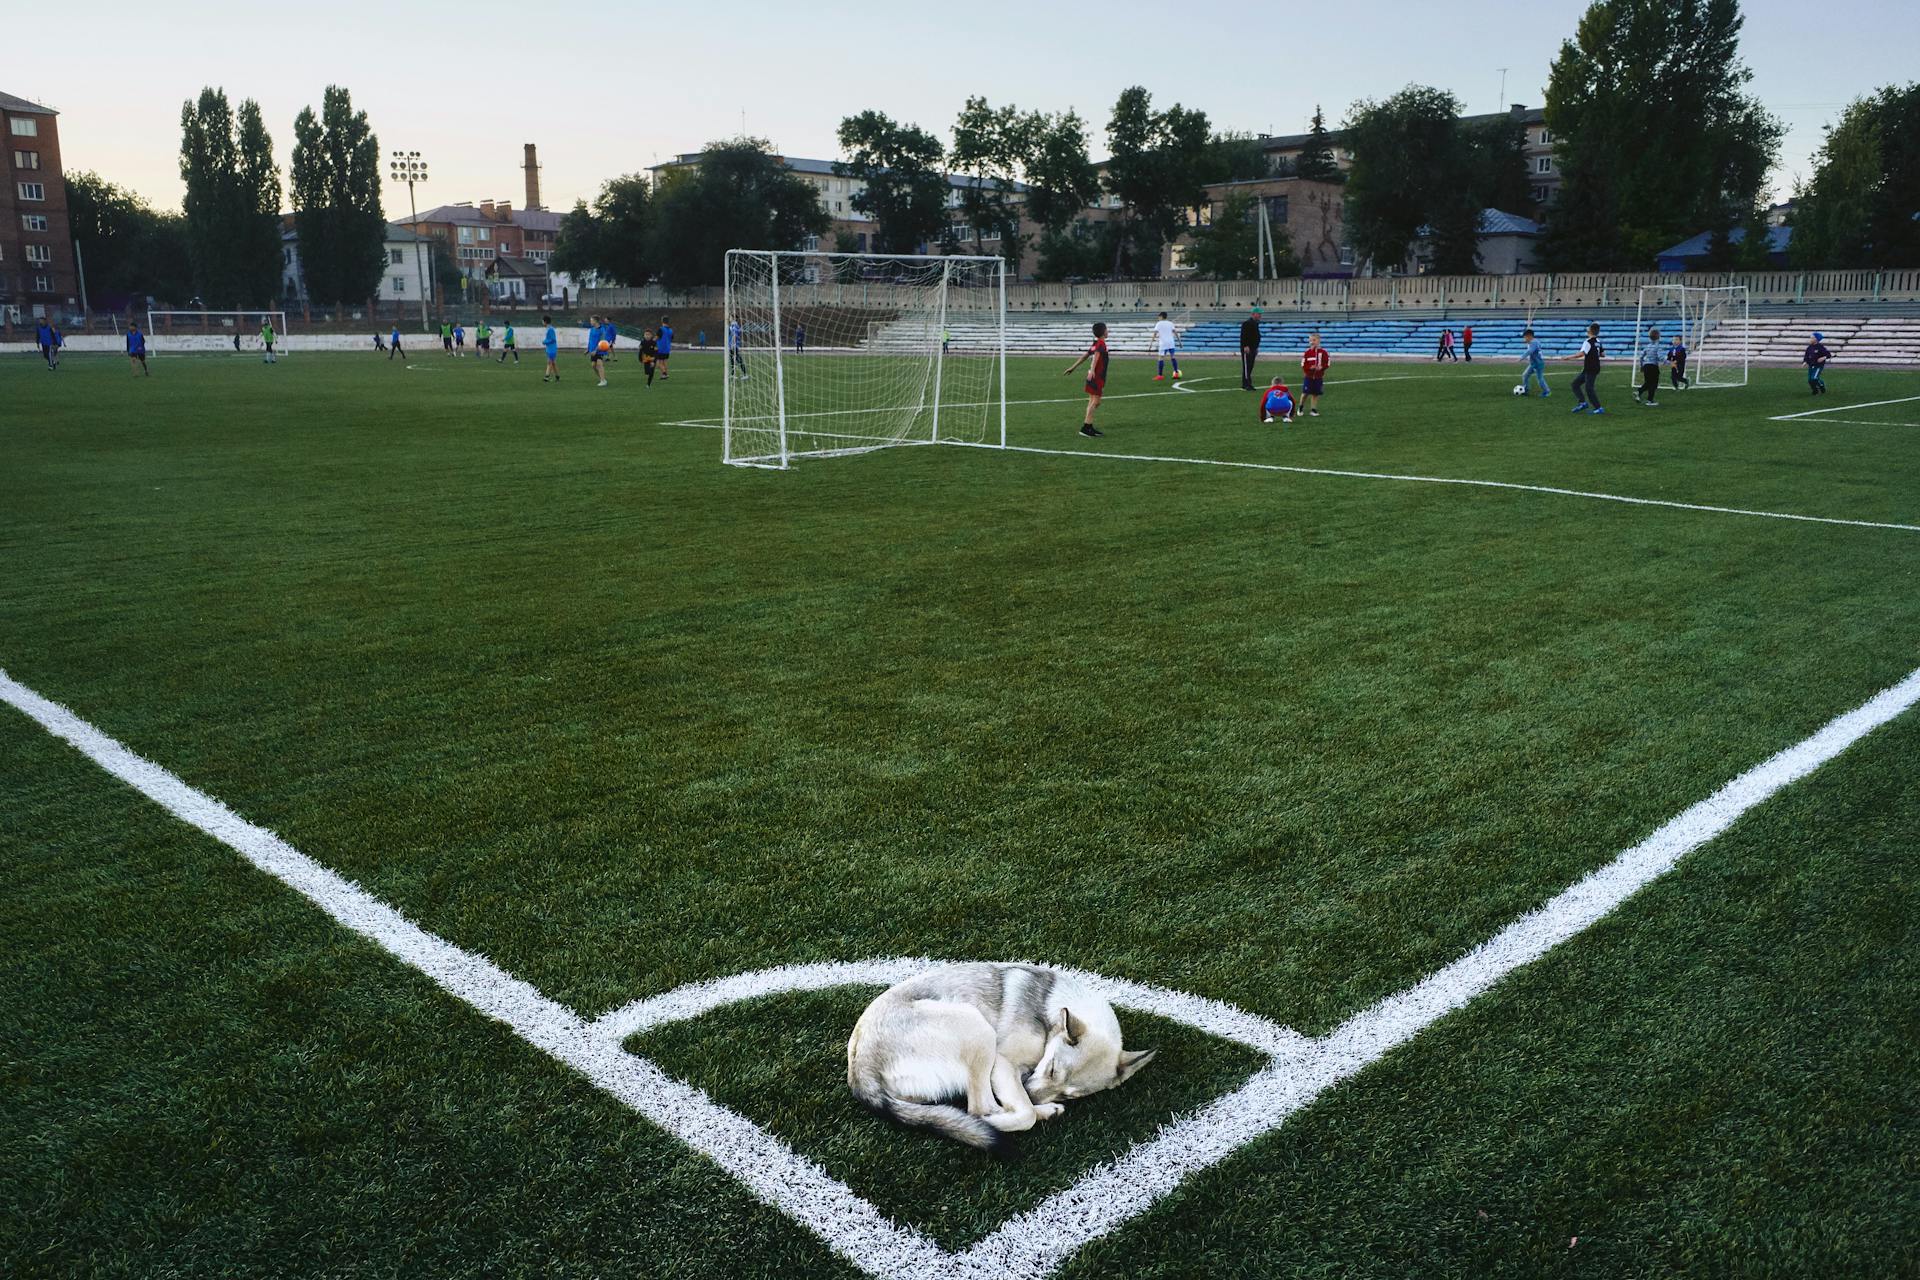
[10,0,1914,218]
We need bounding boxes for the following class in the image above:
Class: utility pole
[389,150,431,328]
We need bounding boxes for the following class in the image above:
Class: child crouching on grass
[1260,377,1295,424]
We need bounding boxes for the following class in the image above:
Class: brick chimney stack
[523,143,542,211]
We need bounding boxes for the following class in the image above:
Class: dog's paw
[1034,1103,1066,1121]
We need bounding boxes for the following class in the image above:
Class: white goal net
[723,250,1006,468]
[1631,285,1748,389]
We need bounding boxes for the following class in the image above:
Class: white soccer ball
[1513,385,1526,395]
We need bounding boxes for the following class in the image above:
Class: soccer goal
[1631,285,1749,389]
[723,250,1006,468]
[146,310,290,348]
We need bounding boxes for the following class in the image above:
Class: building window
[17,182,45,201]
[25,244,51,264]
[13,150,40,169]
[9,117,38,137]
[22,214,47,231]
[390,249,404,265]
[1535,157,1553,174]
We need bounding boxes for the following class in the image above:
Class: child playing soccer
[1804,331,1832,395]
[1150,311,1181,381]
[1300,334,1329,416]
[1259,377,1295,424]
[1635,327,1663,406]
[1667,334,1689,389]
[640,328,659,385]
[1519,328,1549,397]
[1566,322,1605,414]
[1062,321,1110,437]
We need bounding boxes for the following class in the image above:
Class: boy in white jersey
[1150,312,1182,382]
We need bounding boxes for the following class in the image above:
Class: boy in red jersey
[1063,320,1110,436]
[1300,333,1330,417]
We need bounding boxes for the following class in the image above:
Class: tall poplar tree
[290,86,386,304]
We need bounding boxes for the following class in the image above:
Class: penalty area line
[947,442,1920,536]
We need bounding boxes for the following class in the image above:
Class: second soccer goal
[723,250,1007,468]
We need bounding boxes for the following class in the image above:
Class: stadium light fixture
[390,150,431,327]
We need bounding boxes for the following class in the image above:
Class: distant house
[1656,224,1791,272]
[1408,208,1541,275]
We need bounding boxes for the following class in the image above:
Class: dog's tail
[850,1082,1007,1153]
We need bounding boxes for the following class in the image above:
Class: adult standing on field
[1239,307,1263,390]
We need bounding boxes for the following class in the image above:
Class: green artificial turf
[2,347,1915,1277]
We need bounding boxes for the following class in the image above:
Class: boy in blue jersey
[1259,376,1295,424]
[541,315,560,382]
[126,323,150,375]
[1803,332,1832,395]
[1634,327,1663,406]
[727,319,748,378]
[1519,328,1549,396]
[656,317,673,379]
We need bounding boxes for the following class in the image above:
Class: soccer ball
[597,339,611,353]
[1512,384,1526,395]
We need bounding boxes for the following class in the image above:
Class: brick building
[0,90,78,322]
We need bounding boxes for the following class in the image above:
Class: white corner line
[1769,394,1920,421]
[5,661,1919,1280]
[945,442,1920,535]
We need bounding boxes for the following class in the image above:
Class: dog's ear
[1113,1048,1156,1084]
[1062,1009,1089,1046]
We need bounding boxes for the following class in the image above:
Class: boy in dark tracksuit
[1804,332,1832,395]
[640,330,659,385]
[1568,323,1605,414]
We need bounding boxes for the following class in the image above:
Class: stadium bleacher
[868,311,1920,365]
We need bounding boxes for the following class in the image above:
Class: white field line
[944,442,1920,535]
[6,661,1920,1280]
[1769,394,1920,421]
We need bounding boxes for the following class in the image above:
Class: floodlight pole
[390,150,431,329]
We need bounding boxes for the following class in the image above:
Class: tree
[64,171,194,305]
[649,138,828,287]
[1341,85,1468,273]
[1021,110,1102,236]
[1295,107,1342,183]
[179,88,281,307]
[836,111,949,254]
[289,86,386,305]
[949,96,1035,269]
[1102,87,1212,277]
[550,175,653,285]
[1791,83,1920,268]
[1539,0,1783,270]
[234,100,284,303]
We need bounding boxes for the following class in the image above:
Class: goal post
[145,310,290,350]
[1629,284,1748,390]
[722,250,1007,469]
